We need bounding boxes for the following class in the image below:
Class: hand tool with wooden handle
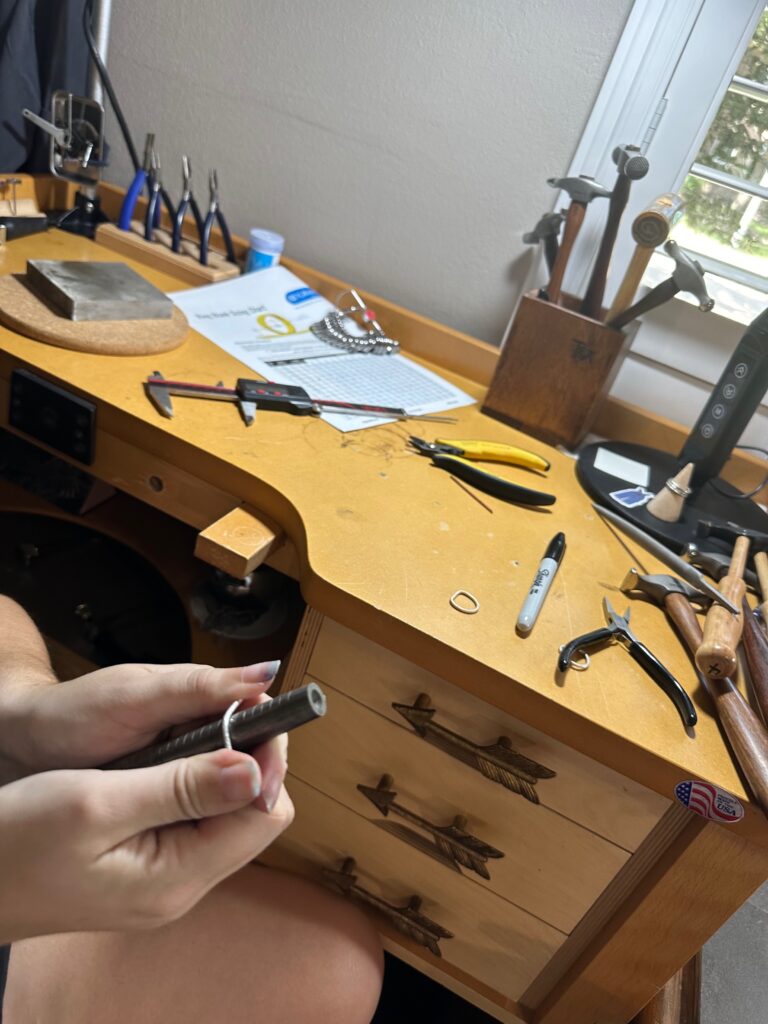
[622,569,768,816]
[581,144,649,320]
[522,210,563,272]
[741,596,768,725]
[755,550,768,632]
[608,240,714,330]
[695,535,750,679]
[604,192,686,324]
[544,175,611,303]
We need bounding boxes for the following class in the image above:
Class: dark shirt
[0,0,89,171]
[0,943,9,1020]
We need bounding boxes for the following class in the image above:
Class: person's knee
[288,881,384,1023]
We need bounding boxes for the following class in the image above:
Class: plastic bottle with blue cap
[245,228,285,272]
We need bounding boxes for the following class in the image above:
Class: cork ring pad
[0,274,189,355]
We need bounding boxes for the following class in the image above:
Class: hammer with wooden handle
[581,144,649,319]
[523,210,564,272]
[608,240,714,329]
[544,175,611,304]
[622,568,768,816]
[754,550,768,633]
[604,192,686,324]
[695,534,750,680]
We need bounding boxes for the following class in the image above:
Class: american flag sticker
[675,780,744,823]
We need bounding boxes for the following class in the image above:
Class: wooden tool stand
[96,220,240,288]
[0,178,766,1024]
[482,291,634,449]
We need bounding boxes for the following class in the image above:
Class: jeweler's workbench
[1,183,766,1024]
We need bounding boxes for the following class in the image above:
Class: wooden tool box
[0,176,766,1024]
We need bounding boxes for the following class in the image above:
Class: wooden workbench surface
[0,228,764,843]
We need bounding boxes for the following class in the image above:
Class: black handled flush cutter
[558,597,697,728]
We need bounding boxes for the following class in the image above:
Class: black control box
[679,306,768,487]
[8,369,96,465]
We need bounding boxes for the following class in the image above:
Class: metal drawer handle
[358,773,504,880]
[392,693,556,804]
[323,857,453,958]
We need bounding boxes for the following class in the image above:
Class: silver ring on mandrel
[221,700,243,749]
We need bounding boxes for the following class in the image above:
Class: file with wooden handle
[695,535,749,679]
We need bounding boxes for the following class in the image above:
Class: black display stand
[577,440,768,556]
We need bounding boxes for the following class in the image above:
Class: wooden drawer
[290,677,628,934]
[308,618,668,851]
[279,776,565,1003]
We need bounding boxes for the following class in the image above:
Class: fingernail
[261,772,282,813]
[242,660,281,685]
[220,760,261,801]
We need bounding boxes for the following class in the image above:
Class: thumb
[104,749,262,838]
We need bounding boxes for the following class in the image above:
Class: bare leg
[5,865,384,1024]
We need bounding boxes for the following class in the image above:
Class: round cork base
[0,274,188,355]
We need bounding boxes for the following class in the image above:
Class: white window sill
[644,250,766,327]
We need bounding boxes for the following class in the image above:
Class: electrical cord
[83,0,140,171]
[82,0,177,221]
[707,445,768,501]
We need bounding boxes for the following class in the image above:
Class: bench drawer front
[290,677,628,934]
[308,618,668,850]
[280,776,565,1002]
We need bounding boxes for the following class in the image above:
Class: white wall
[105,0,633,344]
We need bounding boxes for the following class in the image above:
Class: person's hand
[0,745,294,943]
[0,659,279,777]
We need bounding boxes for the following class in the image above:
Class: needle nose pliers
[199,169,237,265]
[144,151,177,242]
[171,155,205,253]
[558,597,697,728]
[408,436,556,507]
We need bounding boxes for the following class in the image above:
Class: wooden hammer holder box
[482,291,635,449]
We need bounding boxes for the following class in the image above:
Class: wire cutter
[144,151,177,242]
[171,155,205,253]
[199,169,237,266]
[558,597,697,728]
[408,437,555,507]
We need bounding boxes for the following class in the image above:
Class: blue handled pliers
[144,151,176,242]
[118,133,155,231]
[171,155,205,253]
[199,169,237,266]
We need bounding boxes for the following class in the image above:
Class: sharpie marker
[516,532,566,634]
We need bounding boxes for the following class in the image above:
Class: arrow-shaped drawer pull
[323,857,453,958]
[392,693,556,803]
[357,774,504,879]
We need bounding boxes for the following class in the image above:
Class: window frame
[559,0,766,309]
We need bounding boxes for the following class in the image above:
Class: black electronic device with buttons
[8,368,96,465]
[679,307,768,488]
[575,306,768,554]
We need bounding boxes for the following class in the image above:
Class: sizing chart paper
[169,267,475,431]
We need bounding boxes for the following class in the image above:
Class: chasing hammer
[523,210,564,272]
[604,192,686,324]
[608,240,713,330]
[581,144,649,320]
[622,568,768,815]
[695,535,750,680]
[545,175,611,304]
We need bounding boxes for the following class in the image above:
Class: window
[560,0,766,319]
[678,9,768,292]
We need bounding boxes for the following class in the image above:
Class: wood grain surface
[1,228,768,849]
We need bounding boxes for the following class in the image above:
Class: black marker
[516,532,566,634]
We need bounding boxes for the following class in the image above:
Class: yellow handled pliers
[408,437,555,507]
